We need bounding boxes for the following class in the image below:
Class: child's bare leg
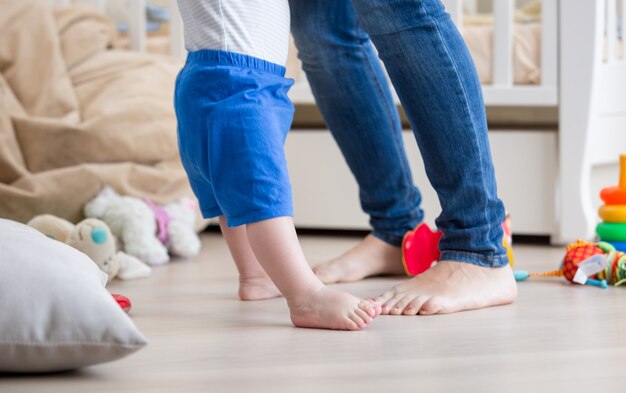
[246,217,380,330]
[218,217,280,301]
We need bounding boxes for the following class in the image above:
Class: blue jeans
[290,0,508,267]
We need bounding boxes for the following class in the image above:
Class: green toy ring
[599,204,626,222]
[600,187,626,205]
[596,222,626,242]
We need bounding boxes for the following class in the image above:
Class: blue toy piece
[585,278,609,288]
[514,270,530,281]
[609,241,626,252]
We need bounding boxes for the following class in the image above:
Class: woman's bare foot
[289,286,381,330]
[313,235,406,284]
[239,275,282,301]
[375,261,517,315]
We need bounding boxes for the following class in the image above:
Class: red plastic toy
[112,293,132,313]
[401,223,442,276]
[402,217,513,277]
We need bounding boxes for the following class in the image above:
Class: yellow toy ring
[599,205,626,222]
[596,222,626,242]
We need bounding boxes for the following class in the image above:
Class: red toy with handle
[402,215,513,276]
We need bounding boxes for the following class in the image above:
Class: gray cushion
[0,219,147,372]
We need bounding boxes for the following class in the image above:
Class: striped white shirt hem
[176,0,290,66]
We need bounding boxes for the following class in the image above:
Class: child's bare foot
[313,235,405,284]
[375,261,517,315]
[288,286,381,330]
[239,275,282,301]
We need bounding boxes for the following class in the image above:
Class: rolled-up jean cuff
[439,250,509,268]
[371,230,404,247]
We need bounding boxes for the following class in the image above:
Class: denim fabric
[290,0,423,247]
[174,50,295,227]
[290,0,508,266]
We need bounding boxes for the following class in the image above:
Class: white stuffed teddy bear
[28,215,151,283]
[84,187,201,266]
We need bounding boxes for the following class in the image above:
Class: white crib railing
[49,0,621,109]
[52,0,558,105]
[604,0,626,65]
[442,0,559,106]
[128,0,146,52]
[541,0,558,87]
[444,0,464,26]
[49,0,104,13]
[168,0,185,58]
[492,0,514,87]
[49,0,185,58]
[445,0,558,89]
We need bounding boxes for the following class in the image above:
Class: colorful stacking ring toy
[609,241,626,252]
[600,188,626,205]
[597,155,626,244]
[600,155,626,205]
[596,222,626,242]
[598,205,626,223]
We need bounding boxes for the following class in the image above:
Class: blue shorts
[174,50,295,227]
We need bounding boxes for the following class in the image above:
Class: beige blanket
[0,1,193,224]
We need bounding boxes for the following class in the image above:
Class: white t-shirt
[176,0,290,66]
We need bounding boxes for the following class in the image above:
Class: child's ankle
[238,274,281,301]
[238,273,271,284]
[284,282,325,308]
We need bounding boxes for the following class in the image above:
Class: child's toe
[358,301,378,318]
[354,307,372,324]
[348,314,366,330]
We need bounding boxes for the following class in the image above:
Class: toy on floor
[112,293,132,313]
[515,155,626,289]
[402,215,514,276]
[28,215,152,283]
[84,187,201,266]
[28,215,148,313]
[514,240,626,288]
[402,223,442,276]
[597,154,626,252]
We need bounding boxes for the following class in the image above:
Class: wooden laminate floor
[3,233,626,393]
